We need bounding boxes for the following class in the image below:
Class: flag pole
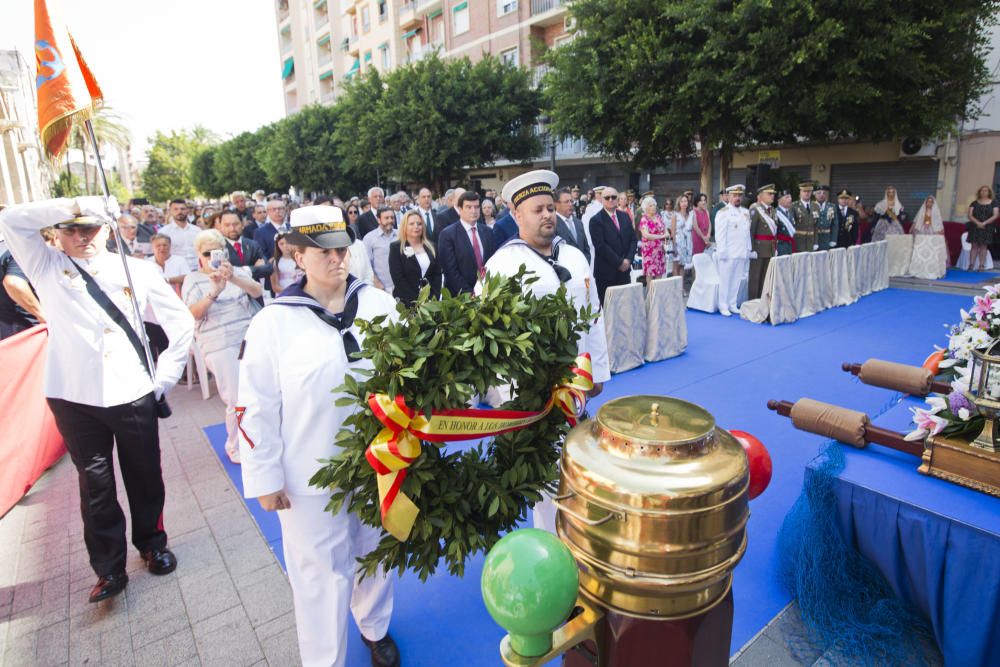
[84,119,157,378]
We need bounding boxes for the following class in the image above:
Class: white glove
[829,242,836,248]
[750,251,758,259]
[74,195,121,223]
[812,244,819,251]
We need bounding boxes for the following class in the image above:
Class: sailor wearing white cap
[714,184,751,316]
[236,205,400,667]
[480,170,611,531]
[0,197,194,603]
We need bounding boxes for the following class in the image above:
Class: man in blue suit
[438,191,496,295]
[253,199,287,260]
[589,186,637,305]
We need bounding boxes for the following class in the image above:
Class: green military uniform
[748,184,779,300]
[815,185,838,249]
[791,181,819,253]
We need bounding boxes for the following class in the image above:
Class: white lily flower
[958,408,971,421]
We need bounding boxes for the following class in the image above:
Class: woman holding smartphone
[182,229,263,463]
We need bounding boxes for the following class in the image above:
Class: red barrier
[0,325,65,517]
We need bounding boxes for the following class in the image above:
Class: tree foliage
[543,0,999,172]
[143,129,213,202]
[355,55,541,191]
[190,146,222,198]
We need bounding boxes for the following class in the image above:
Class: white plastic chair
[956,232,994,271]
[687,253,719,312]
[186,341,212,400]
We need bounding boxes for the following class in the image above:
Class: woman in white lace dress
[907,195,948,279]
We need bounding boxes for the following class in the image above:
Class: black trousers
[47,393,167,577]
[596,270,631,306]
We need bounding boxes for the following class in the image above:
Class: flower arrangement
[906,285,1000,441]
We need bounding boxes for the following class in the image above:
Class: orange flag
[34,0,103,159]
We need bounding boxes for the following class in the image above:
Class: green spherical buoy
[481,528,580,658]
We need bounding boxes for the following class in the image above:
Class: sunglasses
[604,195,618,200]
[348,210,358,215]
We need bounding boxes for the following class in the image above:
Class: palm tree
[65,106,132,194]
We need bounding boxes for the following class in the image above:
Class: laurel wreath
[309,270,592,580]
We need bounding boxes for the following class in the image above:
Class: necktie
[562,216,577,242]
[425,211,432,234]
[609,210,620,232]
[470,225,484,275]
[234,240,244,262]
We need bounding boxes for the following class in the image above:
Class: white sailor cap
[501,169,559,209]
[287,205,355,249]
[726,184,746,195]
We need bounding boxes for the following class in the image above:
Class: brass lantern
[970,340,1000,452]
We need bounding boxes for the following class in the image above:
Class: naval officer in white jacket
[714,184,752,316]
[0,197,194,603]
[236,205,400,667]
[479,170,611,532]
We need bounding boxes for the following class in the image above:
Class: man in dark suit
[254,199,287,260]
[835,189,867,247]
[356,186,386,239]
[438,191,496,295]
[220,211,272,283]
[242,204,266,241]
[413,187,447,243]
[435,187,464,230]
[554,187,591,264]
[589,186,637,305]
[491,210,518,246]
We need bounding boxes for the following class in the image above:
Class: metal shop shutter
[830,160,938,211]
[649,172,702,199]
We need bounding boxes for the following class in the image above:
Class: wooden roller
[767,399,925,457]
[841,360,952,396]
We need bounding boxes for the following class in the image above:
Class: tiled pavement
[0,387,301,666]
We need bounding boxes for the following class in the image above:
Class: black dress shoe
[362,633,400,667]
[89,572,128,603]
[141,547,177,575]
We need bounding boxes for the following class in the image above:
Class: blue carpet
[944,268,1000,284]
[201,288,973,665]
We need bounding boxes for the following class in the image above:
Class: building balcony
[531,64,550,88]
[415,0,441,16]
[529,0,566,25]
[343,0,357,14]
[348,36,360,55]
[399,2,420,28]
[318,50,333,68]
[405,44,430,63]
[340,37,350,51]
[277,0,290,23]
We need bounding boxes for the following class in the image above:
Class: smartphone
[210,249,227,269]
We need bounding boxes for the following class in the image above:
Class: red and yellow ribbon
[364,353,594,540]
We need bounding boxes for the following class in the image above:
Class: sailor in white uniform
[480,170,611,532]
[714,184,752,316]
[236,205,400,667]
[0,197,194,603]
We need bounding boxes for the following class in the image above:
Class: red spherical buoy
[730,430,772,500]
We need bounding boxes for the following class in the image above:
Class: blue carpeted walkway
[202,288,973,665]
[944,268,1000,284]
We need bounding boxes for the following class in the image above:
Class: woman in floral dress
[638,196,668,280]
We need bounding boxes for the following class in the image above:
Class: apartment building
[273,0,573,113]
[274,1,999,218]
[0,50,50,207]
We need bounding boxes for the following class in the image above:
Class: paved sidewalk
[0,388,301,666]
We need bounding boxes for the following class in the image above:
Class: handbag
[70,259,172,418]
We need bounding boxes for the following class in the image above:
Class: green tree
[65,106,132,195]
[52,171,83,198]
[190,146,223,198]
[347,55,540,191]
[544,0,999,192]
[257,105,362,195]
[213,130,272,194]
[142,129,213,202]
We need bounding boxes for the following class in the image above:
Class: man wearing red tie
[438,191,497,295]
[589,186,638,305]
[220,211,271,285]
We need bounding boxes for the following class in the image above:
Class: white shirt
[159,220,201,270]
[0,199,194,407]
[715,204,752,259]
[349,238,374,285]
[147,254,189,281]
[478,241,611,384]
[237,287,398,497]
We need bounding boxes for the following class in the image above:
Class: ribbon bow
[365,353,594,541]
